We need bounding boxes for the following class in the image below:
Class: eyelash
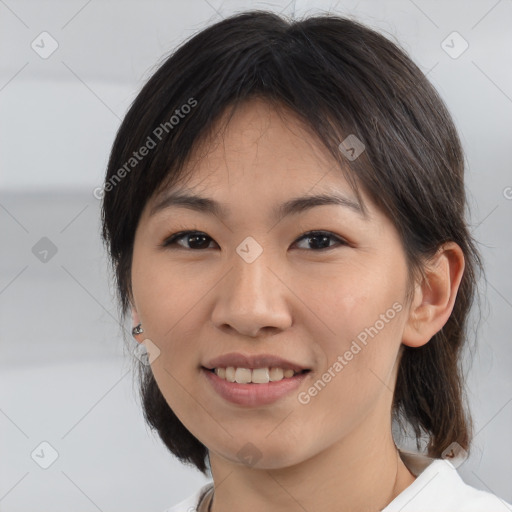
[160,230,348,251]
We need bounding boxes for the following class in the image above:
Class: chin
[219,440,310,471]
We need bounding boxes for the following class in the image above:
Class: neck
[208,423,416,512]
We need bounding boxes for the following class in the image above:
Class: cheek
[306,258,406,339]
[133,256,211,435]
[301,259,407,397]
[132,250,209,343]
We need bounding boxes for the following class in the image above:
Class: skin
[130,97,465,512]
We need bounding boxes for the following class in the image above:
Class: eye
[160,229,347,251]
[161,230,217,250]
[293,230,347,251]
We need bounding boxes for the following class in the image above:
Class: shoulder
[384,450,512,512]
[163,482,214,512]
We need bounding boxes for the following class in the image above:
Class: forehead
[193,98,337,180]
[148,97,369,216]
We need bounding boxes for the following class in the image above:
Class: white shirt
[164,450,512,512]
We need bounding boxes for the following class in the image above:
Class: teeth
[269,367,283,381]
[235,367,251,384]
[213,366,302,384]
[252,368,270,383]
[225,367,236,382]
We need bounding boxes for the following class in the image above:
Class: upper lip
[203,352,310,372]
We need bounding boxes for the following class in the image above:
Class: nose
[211,248,293,338]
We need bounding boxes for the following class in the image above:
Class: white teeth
[252,368,270,383]
[283,369,295,378]
[269,367,284,381]
[215,367,226,379]
[225,367,236,382]
[213,366,302,383]
[234,367,251,384]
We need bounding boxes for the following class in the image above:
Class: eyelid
[160,229,349,250]
[294,230,348,250]
[159,230,216,249]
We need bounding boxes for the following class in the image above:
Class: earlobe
[402,242,465,348]
[131,306,144,342]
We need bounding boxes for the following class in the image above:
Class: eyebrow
[150,190,366,221]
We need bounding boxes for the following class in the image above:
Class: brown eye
[162,231,216,250]
[294,231,347,251]
[160,230,346,251]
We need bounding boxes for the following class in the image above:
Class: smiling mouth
[204,366,311,384]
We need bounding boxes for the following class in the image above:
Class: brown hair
[101,10,482,474]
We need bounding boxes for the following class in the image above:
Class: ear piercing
[132,323,144,336]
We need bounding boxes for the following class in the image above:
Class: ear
[402,242,465,348]
[131,305,144,343]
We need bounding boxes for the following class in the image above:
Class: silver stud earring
[132,323,144,336]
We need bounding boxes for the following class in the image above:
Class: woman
[100,10,511,512]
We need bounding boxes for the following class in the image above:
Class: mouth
[201,366,312,407]
[201,352,312,405]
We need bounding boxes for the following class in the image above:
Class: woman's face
[131,98,414,469]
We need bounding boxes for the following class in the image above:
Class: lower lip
[202,368,310,407]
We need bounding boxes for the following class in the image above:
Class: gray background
[1,0,511,511]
